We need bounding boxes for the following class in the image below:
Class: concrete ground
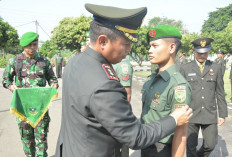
[0,68,231,157]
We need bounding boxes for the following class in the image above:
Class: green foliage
[148,17,188,34]
[51,15,92,51]
[0,19,19,49]
[0,54,15,68]
[201,4,232,33]
[130,26,150,66]
[39,40,57,58]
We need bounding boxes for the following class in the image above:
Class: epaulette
[102,64,119,81]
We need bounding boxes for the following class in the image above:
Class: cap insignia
[149,29,156,37]
[200,40,207,47]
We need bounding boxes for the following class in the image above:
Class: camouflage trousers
[17,112,50,157]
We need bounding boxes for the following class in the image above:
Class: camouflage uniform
[2,51,58,157]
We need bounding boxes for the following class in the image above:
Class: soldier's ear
[169,43,176,55]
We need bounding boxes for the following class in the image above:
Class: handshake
[171,105,193,126]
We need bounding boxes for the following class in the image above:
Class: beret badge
[149,29,156,37]
[200,40,206,47]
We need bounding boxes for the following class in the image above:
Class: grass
[134,70,231,102]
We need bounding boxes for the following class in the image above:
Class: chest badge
[155,92,160,98]
[209,69,214,76]
[152,99,160,105]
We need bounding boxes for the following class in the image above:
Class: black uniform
[55,46,177,157]
[180,60,228,157]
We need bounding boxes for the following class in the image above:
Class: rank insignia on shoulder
[102,64,119,81]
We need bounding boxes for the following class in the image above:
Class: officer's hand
[9,85,18,93]
[51,83,59,89]
[218,117,225,126]
[171,105,193,126]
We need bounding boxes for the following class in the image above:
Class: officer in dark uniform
[179,37,228,157]
[215,49,226,76]
[55,3,192,157]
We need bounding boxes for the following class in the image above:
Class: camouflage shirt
[2,51,58,88]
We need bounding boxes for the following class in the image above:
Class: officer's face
[24,41,38,57]
[148,39,172,65]
[105,36,131,64]
[194,51,209,63]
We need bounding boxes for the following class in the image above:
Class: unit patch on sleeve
[102,64,119,81]
[174,86,186,103]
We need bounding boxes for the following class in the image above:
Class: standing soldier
[215,49,226,76]
[54,50,63,78]
[179,37,228,157]
[2,32,58,157]
[141,25,192,157]
[176,52,188,71]
[113,55,133,157]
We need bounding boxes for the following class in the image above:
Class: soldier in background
[215,49,226,76]
[180,37,228,157]
[54,50,63,78]
[176,52,188,71]
[113,56,133,157]
[2,32,58,157]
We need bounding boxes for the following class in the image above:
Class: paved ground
[0,68,232,157]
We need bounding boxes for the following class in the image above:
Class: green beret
[147,25,182,42]
[72,49,77,53]
[85,3,147,43]
[85,31,90,38]
[191,37,214,53]
[56,50,60,53]
[20,32,39,47]
[81,41,86,46]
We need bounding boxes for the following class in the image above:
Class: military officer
[215,49,226,76]
[179,37,228,157]
[141,25,192,157]
[2,32,58,157]
[55,3,192,157]
[54,50,63,78]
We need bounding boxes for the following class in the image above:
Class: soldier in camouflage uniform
[54,50,63,78]
[2,32,58,157]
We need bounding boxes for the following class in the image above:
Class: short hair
[90,21,124,45]
[163,38,182,54]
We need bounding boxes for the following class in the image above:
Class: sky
[0,0,231,42]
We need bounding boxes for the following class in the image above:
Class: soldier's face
[104,36,131,64]
[148,39,172,65]
[24,41,38,57]
[86,38,90,45]
[194,51,209,63]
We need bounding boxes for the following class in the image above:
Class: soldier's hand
[51,83,59,89]
[170,105,193,126]
[9,85,18,93]
[218,117,225,126]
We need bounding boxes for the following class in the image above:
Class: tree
[39,40,56,58]
[201,4,232,33]
[0,19,19,57]
[130,26,150,66]
[148,17,188,34]
[180,33,200,56]
[51,15,92,51]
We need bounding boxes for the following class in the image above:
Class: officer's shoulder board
[102,64,119,81]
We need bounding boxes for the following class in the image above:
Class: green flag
[10,87,58,128]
